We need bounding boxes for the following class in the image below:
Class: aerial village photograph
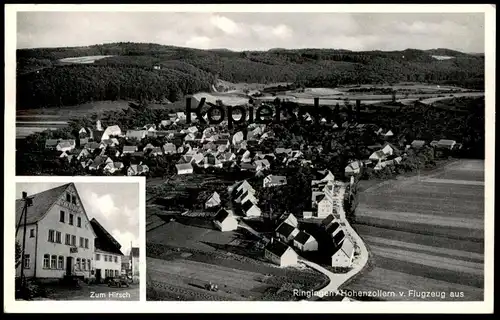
[14,180,140,301]
[11,7,490,304]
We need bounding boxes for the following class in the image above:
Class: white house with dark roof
[275,222,300,243]
[205,192,221,209]
[213,208,238,232]
[15,183,96,280]
[264,239,298,267]
[176,163,194,175]
[331,237,355,268]
[241,199,261,217]
[263,175,288,188]
[280,213,299,228]
[126,130,147,141]
[90,218,124,282]
[345,161,362,176]
[293,231,318,252]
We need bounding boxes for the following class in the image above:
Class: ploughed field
[346,160,485,301]
[146,216,328,301]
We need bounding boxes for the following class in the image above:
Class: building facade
[15,183,96,280]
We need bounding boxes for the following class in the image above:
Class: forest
[17,43,484,109]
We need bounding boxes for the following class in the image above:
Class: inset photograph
[15,180,140,301]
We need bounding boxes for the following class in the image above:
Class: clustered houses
[15,183,124,282]
[322,214,355,268]
[310,170,344,219]
[43,105,313,177]
[231,180,263,218]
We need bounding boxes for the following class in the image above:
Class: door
[96,269,101,282]
[66,257,73,276]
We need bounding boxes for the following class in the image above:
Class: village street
[236,184,369,301]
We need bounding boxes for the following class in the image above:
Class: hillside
[16,43,485,109]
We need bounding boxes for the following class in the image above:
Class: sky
[16,182,140,255]
[17,12,485,52]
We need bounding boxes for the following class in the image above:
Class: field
[146,215,328,301]
[58,55,114,64]
[344,159,485,301]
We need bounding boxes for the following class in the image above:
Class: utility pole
[130,241,133,284]
[18,191,33,287]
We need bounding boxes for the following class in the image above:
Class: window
[66,193,71,202]
[71,235,76,246]
[56,231,61,244]
[76,258,80,271]
[82,259,86,271]
[43,254,49,268]
[96,254,100,261]
[88,259,91,270]
[104,255,108,262]
[65,234,71,245]
[72,195,76,205]
[29,229,35,238]
[48,230,55,242]
[23,254,30,269]
[115,270,119,277]
[77,217,81,228]
[58,256,64,269]
[60,211,65,223]
[69,214,74,225]
[85,239,89,249]
[114,256,118,263]
[79,237,84,248]
[50,255,57,269]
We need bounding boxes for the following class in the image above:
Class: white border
[4,4,495,314]
[5,177,146,311]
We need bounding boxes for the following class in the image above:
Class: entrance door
[96,269,102,282]
[66,257,73,276]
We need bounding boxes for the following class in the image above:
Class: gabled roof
[276,222,297,237]
[294,231,313,245]
[214,208,231,223]
[242,199,258,212]
[332,237,354,258]
[326,221,341,235]
[265,240,292,257]
[333,229,345,244]
[90,218,124,255]
[15,183,72,225]
[321,214,335,228]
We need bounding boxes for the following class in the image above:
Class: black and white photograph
[14,179,141,301]
[5,3,495,314]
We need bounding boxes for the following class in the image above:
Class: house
[90,218,124,282]
[437,139,456,150]
[15,183,96,280]
[130,247,140,282]
[126,130,147,141]
[234,180,255,199]
[293,231,318,252]
[275,222,300,243]
[103,162,124,174]
[232,131,244,145]
[331,237,355,268]
[241,199,261,217]
[101,125,122,140]
[89,156,112,171]
[316,195,333,218]
[213,208,238,232]
[381,143,396,156]
[302,211,313,219]
[410,140,426,149]
[77,149,91,161]
[45,139,59,150]
[321,214,336,230]
[203,153,223,168]
[56,140,76,153]
[163,143,177,155]
[176,163,194,175]
[255,159,271,172]
[143,143,155,152]
[122,146,138,154]
[345,161,362,176]
[127,164,149,176]
[143,124,157,132]
[149,147,163,156]
[264,239,298,267]
[332,229,346,247]
[383,130,394,137]
[84,142,100,151]
[280,213,299,228]
[205,192,221,209]
[369,150,386,162]
[263,175,288,188]
[275,148,292,156]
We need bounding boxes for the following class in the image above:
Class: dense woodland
[17,43,484,109]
